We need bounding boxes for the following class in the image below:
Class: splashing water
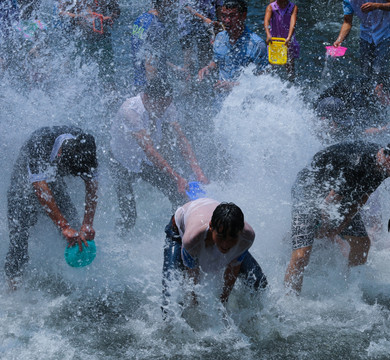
[1,1,390,359]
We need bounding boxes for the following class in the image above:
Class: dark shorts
[291,208,368,250]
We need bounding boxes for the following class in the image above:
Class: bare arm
[284,246,312,294]
[132,130,188,195]
[361,2,390,12]
[285,5,298,44]
[264,4,273,44]
[334,14,353,47]
[80,178,98,240]
[221,263,241,303]
[33,180,84,248]
[172,122,209,184]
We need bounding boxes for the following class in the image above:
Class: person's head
[143,77,173,118]
[376,145,390,176]
[153,0,176,19]
[60,133,98,177]
[316,96,354,129]
[221,0,247,37]
[209,202,244,254]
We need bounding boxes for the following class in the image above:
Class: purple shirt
[269,1,300,58]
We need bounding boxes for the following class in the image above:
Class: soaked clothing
[343,0,390,45]
[269,1,300,58]
[110,94,179,173]
[58,0,120,84]
[214,27,268,81]
[291,204,369,250]
[291,141,387,250]
[5,126,98,279]
[59,0,120,39]
[343,0,390,78]
[162,200,267,304]
[131,11,167,90]
[110,94,185,229]
[109,157,186,229]
[175,198,255,271]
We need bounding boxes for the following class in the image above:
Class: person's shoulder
[243,28,265,46]
[269,1,277,10]
[246,30,266,55]
[214,30,229,44]
[133,11,158,27]
[242,222,255,239]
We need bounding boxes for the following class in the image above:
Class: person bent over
[110,78,208,231]
[5,126,98,289]
[285,141,390,294]
[162,198,267,315]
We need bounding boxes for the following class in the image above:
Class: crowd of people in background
[1,0,390,313]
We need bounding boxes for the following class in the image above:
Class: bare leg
[284,246,312,294]
[344,235,370,266]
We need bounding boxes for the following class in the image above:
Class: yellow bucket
[268,37,287,65]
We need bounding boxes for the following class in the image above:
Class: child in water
[264,0,299,80]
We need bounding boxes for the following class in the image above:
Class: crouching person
[162,198,267,316]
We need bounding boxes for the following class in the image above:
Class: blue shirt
[213,27,268,81]
[131,12,167,87]
[343,0,390,44]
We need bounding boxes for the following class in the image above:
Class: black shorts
[291,209,368,250]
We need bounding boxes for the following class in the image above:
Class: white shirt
[175,198,255,273]
[110,93,178,173]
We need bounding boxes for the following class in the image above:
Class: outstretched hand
[361,2,378,13]
[214,80,237,91]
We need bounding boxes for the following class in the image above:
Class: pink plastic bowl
[326,46,347,57]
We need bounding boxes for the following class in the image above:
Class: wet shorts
[291,209,368,250]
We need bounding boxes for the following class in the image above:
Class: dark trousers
[109,157,187,229]
[5,177,79,279]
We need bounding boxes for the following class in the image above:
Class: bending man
[163,198,267,313]
[110,78,208,230]
[5,126,98,289]
[285,141,390,293]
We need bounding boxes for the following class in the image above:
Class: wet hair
[60,133,98,177]
[144,77,173,101]
[211,202,244,238]
[315,96,355,128]
[223,0,248,13]
[316,96,345,118]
